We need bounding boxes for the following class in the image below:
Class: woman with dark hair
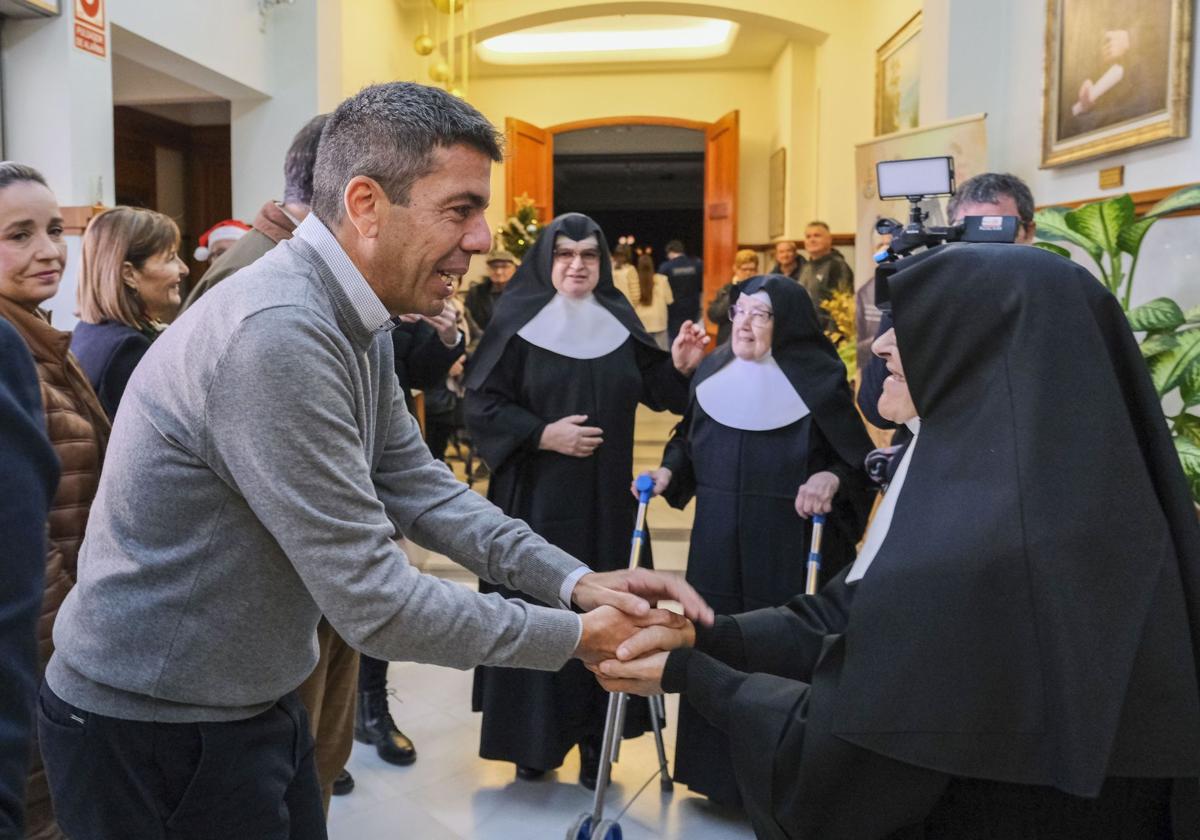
[465,212,707,787]
[597,243,1200,838]
[70,207,188,417]
[0,161,109,840]
[643,274,874,807]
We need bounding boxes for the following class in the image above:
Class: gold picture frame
[875,12,922,136]
[1041,0,1192,168]
[768,147,786,239]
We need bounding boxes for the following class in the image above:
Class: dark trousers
[37,683,325,840]
[358,654,388,695]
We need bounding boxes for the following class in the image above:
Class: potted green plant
[1035,184,1200,500]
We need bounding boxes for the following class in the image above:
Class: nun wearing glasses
[643,274,875,807]
[464,213,708,787]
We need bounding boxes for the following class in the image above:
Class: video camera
[873,156,1018,310]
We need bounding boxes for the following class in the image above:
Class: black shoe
[354,690,417,766]
[578,740,601,791]
[332,769,355,796]
[515,765,547,781]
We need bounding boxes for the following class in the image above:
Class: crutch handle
[635,472,655,505]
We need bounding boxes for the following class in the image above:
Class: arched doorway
[505,112,738,337]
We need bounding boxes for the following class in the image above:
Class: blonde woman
[707,248,760,345]
[70,207,188,417]
[622,253,673,350]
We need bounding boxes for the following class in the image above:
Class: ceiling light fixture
[477,16,738,65]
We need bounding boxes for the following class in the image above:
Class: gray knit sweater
[47,234,584,722]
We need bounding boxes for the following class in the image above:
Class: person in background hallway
[467,213,708,789]
[70,207,189,418]
[769,238,804,283]
[857,172,1037,434]
[610,242,638,303]
[599,243,1200,839]
[706,248,759,345]
[617,253,672,350]
[798,220,853,333]
[189,218,249,284]
[0,318,59,840]
[464,247,516,340]
[0,162,109,840]
[38,83,707,840]
[180,113,328,312]
[659,238,703,346]
[643,274,874,808]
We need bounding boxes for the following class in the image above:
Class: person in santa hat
[193,219,250,265]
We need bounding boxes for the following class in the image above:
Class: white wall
[928,0,1200,309]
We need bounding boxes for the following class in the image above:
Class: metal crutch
[567,473,671,840]
[805,513,826,595]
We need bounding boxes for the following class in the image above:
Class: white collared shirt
[293,214,395,334]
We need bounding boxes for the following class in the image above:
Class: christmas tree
[497,194,542,258]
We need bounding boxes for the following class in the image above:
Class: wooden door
[505,118,553,222]
[703,110,738,339]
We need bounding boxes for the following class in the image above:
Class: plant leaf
[1066,196,1134,258]
[1148,330,1200,396]
[1144,184,1200,219]
[1034,207,1104,263]
[1182,359,1200,408]
[1174,413,1200,447]
[1184,305,1200,324]
[1032,242,1071,259]
[1128,298,1185,332]
[1141,333,1180,358]
[1172,436,1200,503]
[1117,216,1157,256]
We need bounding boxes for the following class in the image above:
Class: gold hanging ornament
[430,61,450,83]
[413,34,434,56]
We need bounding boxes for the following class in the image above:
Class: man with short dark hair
[40,82,707,840]
[798,221,853,332]
[857,172,1037,431]
[659,239,703,346]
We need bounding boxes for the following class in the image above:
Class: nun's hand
[671,321,709,375]
[630,468,672,498]
[540,414,603,457]
[614,619,695,661]
[593,652,670,696]
[794,471,840,518]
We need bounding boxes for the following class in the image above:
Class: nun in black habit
[595,243,1200,838]
[645,274,875,806]
[464,213,708,784]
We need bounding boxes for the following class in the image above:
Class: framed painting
[875,12,922,136]
[1042,0,1192,167]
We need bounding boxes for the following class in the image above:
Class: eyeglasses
[729,304,774,326]
[552,248,601,265]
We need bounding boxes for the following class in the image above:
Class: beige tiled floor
[328,406,756,839]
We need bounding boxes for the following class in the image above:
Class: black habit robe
[465,214,689,770]
[661,244,1200,838]
[660,275,875,805]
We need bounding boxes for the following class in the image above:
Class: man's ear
[343,175,385,239]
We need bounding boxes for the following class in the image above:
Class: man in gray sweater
[38,82,708,840]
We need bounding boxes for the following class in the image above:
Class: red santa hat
[193,219,250,261]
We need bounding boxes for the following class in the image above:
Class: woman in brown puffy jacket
[0,162,109,839]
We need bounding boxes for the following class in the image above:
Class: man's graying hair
[283,113,328,206]
[311,82,503,224]
[947,172,1035,225]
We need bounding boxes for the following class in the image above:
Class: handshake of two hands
[569,568,711,697]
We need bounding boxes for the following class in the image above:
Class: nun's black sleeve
[635,341,690,414]
[464,342,546,473]
[665,573,854,691]
[659,412,697,509]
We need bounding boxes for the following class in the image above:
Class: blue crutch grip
[635,473,655,505]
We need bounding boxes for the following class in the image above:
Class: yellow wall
[340,0,413,98]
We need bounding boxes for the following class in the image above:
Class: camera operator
[857,172,1037,433]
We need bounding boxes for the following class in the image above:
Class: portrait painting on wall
[1042,0,1192,167]
[875,12,921,136]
